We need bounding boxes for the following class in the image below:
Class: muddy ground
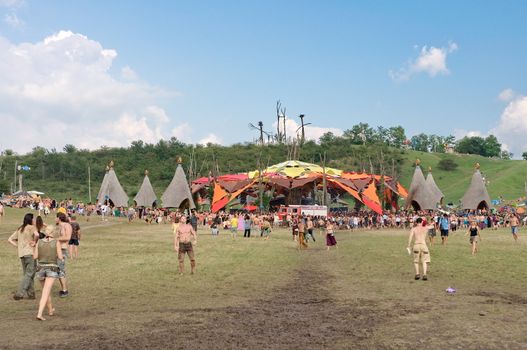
[5,264,524,350]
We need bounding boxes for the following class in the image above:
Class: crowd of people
[4,195,524,321]
[7,211,80,320]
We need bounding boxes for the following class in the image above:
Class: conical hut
[405,160,435,210]
[461,164,491,210]
[96,161,129,207]
[425,167,444,208]
[134,170,157,207]
[96,166,110,204]
[161,158,196,209]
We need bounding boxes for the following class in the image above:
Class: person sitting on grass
[34,226,63,321]
[465,221,482,255]
[407,217,430,281]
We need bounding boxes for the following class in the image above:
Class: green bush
[437,158,458,171]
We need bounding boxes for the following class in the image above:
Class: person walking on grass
[34,226,63,321]
[325,221,337,251]
[407,217,430,281]
[56,213,72,297]
[8,213,36,300]
[305,216,316,242]
[465,221,482,255]
[298,218,308,250]
[439,213,450,245]
[68,216,81,259]
[230,214,238,240]
[243,214,252,238]
[262,218,272,240]
[174,216,197,275]
[510,214,520,242]
[0,202,5,221]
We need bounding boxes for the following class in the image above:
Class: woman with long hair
[35,215,47,240]
[465,221,482,255]
[325,220,338,251]
[34,226,63,320]
[7,213,36,300]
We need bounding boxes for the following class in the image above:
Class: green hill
[399,150,527,204]
[1,142,526,205]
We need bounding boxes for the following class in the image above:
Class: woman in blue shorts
[33,227,64,321]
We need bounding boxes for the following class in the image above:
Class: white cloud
[0,30,185,153]
[3,12,24,28]
[453,129,485,139]
[0,0,24,8]
[171,123,192,143]
[389,42,458,81]
[199,133,223,145]
[498,88,515,102]
[273,118,343,143]
[493,94,527,157]
[121,66,138,80]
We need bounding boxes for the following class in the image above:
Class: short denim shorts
[36,266,60,280]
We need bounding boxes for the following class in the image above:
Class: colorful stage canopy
[193,160,407,214]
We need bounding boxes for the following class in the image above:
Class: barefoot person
[174,216,197,275]
[510,214,520,242]
[68,216,81,259]
[407,217,430,280]
[325,220,337,251]
[8,213,37,300]
[298,218,308,250]
[56,213,72,297]
[34,226,63,321]
[465,221,482,255]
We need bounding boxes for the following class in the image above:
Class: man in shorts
[174,216,197,275]
[56,213,72,297]
[68,216,81,259]
[510,214,519,242]
[439,213,450,245]
[407,217,430,281]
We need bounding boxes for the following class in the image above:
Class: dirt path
[38,251,403,350]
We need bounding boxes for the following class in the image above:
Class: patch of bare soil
[40,269,406,350]
[472,291,527,305]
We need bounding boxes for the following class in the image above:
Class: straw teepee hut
[461,163,491,210]
[134,170,157,207]
[96,161,129,207]
[405,160,435,210]
[96,166,110,205]
[425,167,444,208]
[161,158,196,209]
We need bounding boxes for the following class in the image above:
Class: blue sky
[1,0,526,155]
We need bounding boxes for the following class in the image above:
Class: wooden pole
[88,165,92,203]
[322,152,327,206]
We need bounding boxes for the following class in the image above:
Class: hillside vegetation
[0,140,525,204]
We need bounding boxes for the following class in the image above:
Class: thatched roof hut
[405,160,437,210]
[161,158,196,209]
[97,162,129,207]
[425,168,444,208]
[134,170,157,207]
[461,164,491,210]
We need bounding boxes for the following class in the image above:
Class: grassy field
[1,208,526,349]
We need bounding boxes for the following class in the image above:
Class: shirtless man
[407,217,430,281]
[56,213,72,297]
[510,214,520,242]
[174,216,197,275]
